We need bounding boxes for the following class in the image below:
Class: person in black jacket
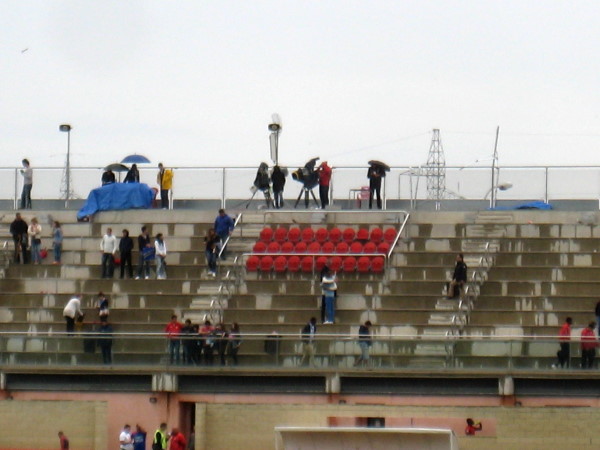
[448,253,467,299]
[136,226,153,279]
[119,229,134,279]
[123,164,140,183]
[9,212,28,263]
[101,170,116,185]
[367,163,386,209]
[300,317,317,366]
[271,165,286,209]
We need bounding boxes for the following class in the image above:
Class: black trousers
[582,348,595,369]
[160,189,169,208]
[65,316,75,335]
[319,185,329,209]
[369,182,382,209]
[557,342,570,367]
[120,251,133,278]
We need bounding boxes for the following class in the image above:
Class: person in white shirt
[155,233,167,279]
[63,295,82,335]
[27,217,42,264]
[100,227,117,279]
[20,158,33,209]
[119,424,134,450]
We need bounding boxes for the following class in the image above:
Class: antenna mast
[425,129,446,210]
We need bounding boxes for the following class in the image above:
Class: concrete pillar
[152,373,178,392]
[0,373,5,390]
[498,376,514,396]
[326,373,341,394]
[196,403,208,450]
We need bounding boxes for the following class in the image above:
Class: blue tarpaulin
[489,201,553,211]
[77,183,154,219]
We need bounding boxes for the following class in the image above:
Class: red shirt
[318,164,332,186]
[165,321,182,338]
[60,436,69,450]
[559,322,571,341]
[169,432,187,450]
[465,423,482,435]
[581,327,597,350]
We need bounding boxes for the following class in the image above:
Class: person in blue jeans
[214,209,234,259]
[355,320,373,367]
[52,221,63,264]
[321,269,337,324]
[27,217,42,264]
[204,228,220,277]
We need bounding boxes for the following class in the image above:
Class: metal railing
[0,332,590,371]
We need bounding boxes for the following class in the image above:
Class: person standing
[96,292,110,323]
[119,229,134,279]
[100,227,118,278]
[10,213,28,263]
[27,217,42,265]
[581,321,598,369]
[204,228,220,277]
[355,320,373,367]
[181,319,196,365]
[300,317,317,367]
[317,161,332,209]
[214,209,234,259]
[124,164,140,183]
[213,323,229,366]
[165,315,182,365]
[271,165,286,209]
[157,163,174,209]
[448,253,467,299]
[63,295,82,335]
[58,431,69,450]
[20,158,32,209]
[98,322,113,364]
[595,301,600,336]
[554,317,572,369]
[199,320,215,365]
[120,424,134,450]
[169,428,187,450]
[52,221,63,265]
[228,322,242,366]
[132,425,147,450]
[153,423,169,450]
[367,163,385,209]
[321,269,337,324]
[136,226,153,280]
[155,233,168,279]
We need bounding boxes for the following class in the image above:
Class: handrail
[387,212,410,259]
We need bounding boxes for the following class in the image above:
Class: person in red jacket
[465,418,482,435]
[317,161,332,209]
[581,321,598,369]
[165,315,182,365]
[169,428,186,450]
[554,317,572,368]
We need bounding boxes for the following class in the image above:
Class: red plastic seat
[259,256,273,271]
[321,241,335,254]
[287,255,301,272]
[371,256,385,273]
[260,227,274,243]
[363,242,377,253]
[357,228,369,241]
[294,241,307,253]
[274,227,288,243]
[307,241,321,253]
[370,227,383,243]
[246,255,260,271]
[315,228,329,243]
[281,241,294,253]
[316,256,328,271]
[357,256,371,273]
[384,228,397,243]
[342,256,357,272]
[329,256,342,272]
[267,241,281,253]
[301,227,315,243]
[288,227,301,243]
[335,241,349,254]
[273,255,287,272]
[350,241,363,254]
[342,228,356,243]
[329,227,342,243]
[301,256,314,272]
[252,241,267,253]
[377,242,390,255]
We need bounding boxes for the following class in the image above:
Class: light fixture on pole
[268,114,282,165]
[59,124,72,208]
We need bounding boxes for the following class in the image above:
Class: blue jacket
[214,214,234,238]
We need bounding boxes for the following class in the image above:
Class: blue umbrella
[121,154,151,164]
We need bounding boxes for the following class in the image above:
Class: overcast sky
[2,0,600,169]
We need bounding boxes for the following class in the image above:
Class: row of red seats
[252,240,390,255]
[246,255,385,273]
[259,226,396,244]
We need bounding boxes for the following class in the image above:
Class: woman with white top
[28,217,42,264]
[155,233,167,279]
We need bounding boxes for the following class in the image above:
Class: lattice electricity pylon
[59,156,77,202]
[425,129,447,203]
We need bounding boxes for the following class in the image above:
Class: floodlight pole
[60,124,72,208]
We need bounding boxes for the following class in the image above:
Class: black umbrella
[368,160,391,171]
[104,163,129,173]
